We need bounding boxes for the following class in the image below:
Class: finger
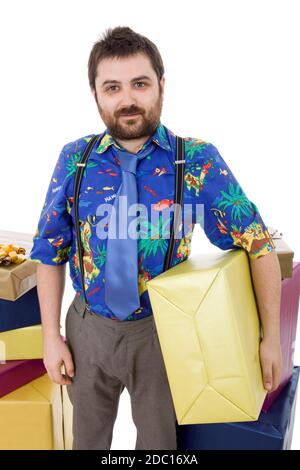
[64,355,75,378]
[60,374,72,385]
[45,362,72,385]
[60,374,73,385]
[272,363,282,392]
[58,363,73,385]
[262,363,273,392]
[51,363,71,385]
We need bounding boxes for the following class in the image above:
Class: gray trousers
[65,294,178,450]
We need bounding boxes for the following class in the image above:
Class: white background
[1,0,299,450]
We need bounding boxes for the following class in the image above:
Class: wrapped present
[0,230,37,301]
[0,324,43,361]
[0,286,41,332]
[262,261,300,412]
[176,366,300,450]
[267,227,294,279]
[0,373,64,450]
[147,249,267,424]
[0,359,46,398]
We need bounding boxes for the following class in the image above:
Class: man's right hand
[43,335,75,385]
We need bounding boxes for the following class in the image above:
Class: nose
[118,88,138,113]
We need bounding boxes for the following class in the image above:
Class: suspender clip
[84,303,92,316]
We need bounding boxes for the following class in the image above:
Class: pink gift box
[262,261,300,412]
[0,359,46,398]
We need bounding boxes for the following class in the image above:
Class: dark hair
[88,26,164,92]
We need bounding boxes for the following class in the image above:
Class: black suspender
[73,133,104,310]
[163,136,185,271]
[73,133,185,310]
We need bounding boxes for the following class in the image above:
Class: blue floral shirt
[29,121,275,321]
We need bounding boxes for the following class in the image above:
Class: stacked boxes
[0,230,69,449]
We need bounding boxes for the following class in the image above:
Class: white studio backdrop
[0,0,299,450]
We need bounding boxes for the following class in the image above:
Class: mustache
[118,109,142,116]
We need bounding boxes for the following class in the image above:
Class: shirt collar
[94,120,172,155]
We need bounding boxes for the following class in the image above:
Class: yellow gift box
[147,249,267,425]
[0,324,43,360]
[0,373,64,449]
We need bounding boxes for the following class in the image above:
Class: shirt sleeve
[198,142,275,259]
[28,144,73,265]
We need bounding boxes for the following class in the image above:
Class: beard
[94,88,163,141]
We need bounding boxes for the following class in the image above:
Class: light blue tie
[104,141,156,320]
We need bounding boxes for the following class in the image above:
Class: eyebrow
[101,75,152,88]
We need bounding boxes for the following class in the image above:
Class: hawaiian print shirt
[29,121,275,321]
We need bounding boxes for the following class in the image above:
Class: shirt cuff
[28,237,71,265]
[230,221,276,260]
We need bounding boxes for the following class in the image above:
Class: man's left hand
[259,337,283,393]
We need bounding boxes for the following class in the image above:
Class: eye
[106,82,146,92]
[107,85,119,92]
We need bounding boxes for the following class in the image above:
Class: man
[29,26,282,450]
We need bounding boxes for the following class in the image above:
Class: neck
[114,136,150,154]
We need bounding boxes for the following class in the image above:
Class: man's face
[91,53,165,141]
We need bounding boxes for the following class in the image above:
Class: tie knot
[119,153,138,174]
[118,142,157,175]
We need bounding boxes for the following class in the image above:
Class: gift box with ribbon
[0,230,37,301]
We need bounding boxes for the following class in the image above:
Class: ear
[91,88,99,105]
